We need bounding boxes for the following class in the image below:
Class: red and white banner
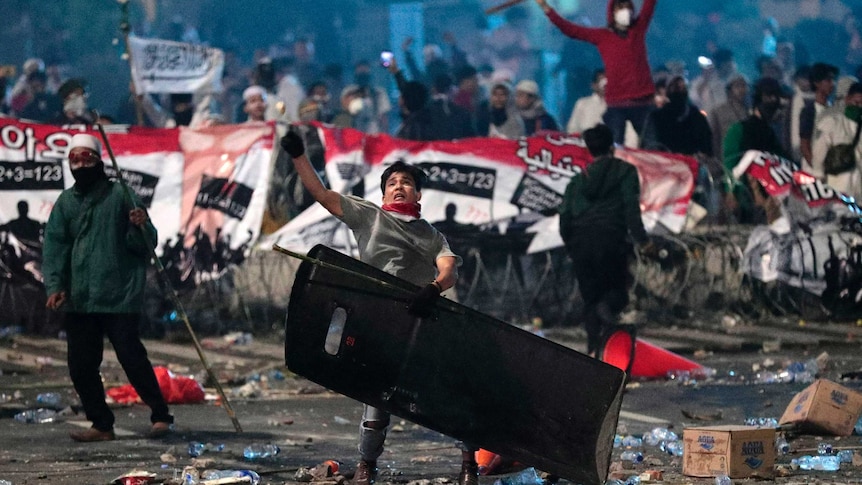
[260,125,699,254]
[0,119,273,255]
[733,150,860,210]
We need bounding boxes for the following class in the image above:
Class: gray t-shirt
[338,195,459,287]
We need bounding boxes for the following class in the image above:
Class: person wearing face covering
[535,0,656,145]
[52,78,93,126]
[722,78,789,224]
[640,76,713,156]
[812,82,862,200]
[42,134,174,442]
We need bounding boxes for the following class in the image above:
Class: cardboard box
[779,379,862,436]
[682,425,775,478]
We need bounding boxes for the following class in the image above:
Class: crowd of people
[2,2,862,218]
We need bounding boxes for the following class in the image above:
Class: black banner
[194,175,253,220]
[0,160,64,191]
[509,173,564,215]
[104,167,160,208]
[416,162,496,199]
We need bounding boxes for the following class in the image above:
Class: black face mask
[173,109,194,126]
[71,163,106,193]
[491,107,508,126]
[758,101,780,121]
[667,91,688,106]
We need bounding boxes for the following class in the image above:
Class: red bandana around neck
[382,202,422,220]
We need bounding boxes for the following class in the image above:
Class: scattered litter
[333,416,350,425]
[13,408,58,424]
[111,470,157,485]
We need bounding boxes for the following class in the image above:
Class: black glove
[280,130,305,158]
[407,283,441,318]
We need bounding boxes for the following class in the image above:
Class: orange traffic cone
[475,449,502,475]
[601,328,703,379]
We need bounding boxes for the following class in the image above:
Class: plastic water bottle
[624,475,640,485]
[743,417,778,427]
[492,467,543,485]
[201,469,261,485]
[660,440,684,456]
[36,392,61,407]
[644,427,677,446]
[14,408,58,424]
[818,442,833,455]
[243,444,280,460]
[838,450,854,463]
[621,435,643,448]
[775,437,789,455]
[620,451,644,463]
[0,480,13,485]
[714,475,732,485]
[793,455,840,471]
[613,434,623,448]
[855,415,862,435]
[188,442,224,457]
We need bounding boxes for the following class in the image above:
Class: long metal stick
[96,122,243,432]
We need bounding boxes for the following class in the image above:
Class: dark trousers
[568,233,631,354]
[65,312,172,431]
[603,104,652,145]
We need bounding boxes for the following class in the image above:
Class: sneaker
[147,421,173,438]
[458,461,479,485]
[70,426,115,442]
[352,460,377,485]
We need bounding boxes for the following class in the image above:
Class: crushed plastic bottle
[621,435,643,448]
[817,442,833,455]
[838,450,854,463]
[743,417,778,427]
[620,451,644,463]
[775,437,790,455]
[491,467,543,485]
[0,480,13,485]
[623,475,640,485]
[643,427,677,446]
[714,475,732,485]
[613,434,623,448]
[188,441,225,457]
[200,469,261,485]
[36,392,61,407]
[792,455,840,471]
[661,440,684,457]
[14,408,58,424]
[243,443,280,460]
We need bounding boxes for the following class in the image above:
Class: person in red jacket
[535,0,656,145]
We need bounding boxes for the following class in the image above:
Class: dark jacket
[43,178,156,313]
[558,154,647,246]
[641,102,713,156]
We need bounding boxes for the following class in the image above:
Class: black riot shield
[284,244,625,485]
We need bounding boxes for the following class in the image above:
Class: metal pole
[96,122,243,432]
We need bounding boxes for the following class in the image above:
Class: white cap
[515,80,539,96]
[243,85,267,102]
[69,133,101,154]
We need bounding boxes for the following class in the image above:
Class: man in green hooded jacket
[558,124,649,356]
[43,133,173,442]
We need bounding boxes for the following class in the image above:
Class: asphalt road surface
[3,335,862,484]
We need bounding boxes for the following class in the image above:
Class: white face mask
[614,8,632,27]
[64,94,87,116]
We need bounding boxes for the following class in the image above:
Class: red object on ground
[107,366,205,404]
[601,329,703,379]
